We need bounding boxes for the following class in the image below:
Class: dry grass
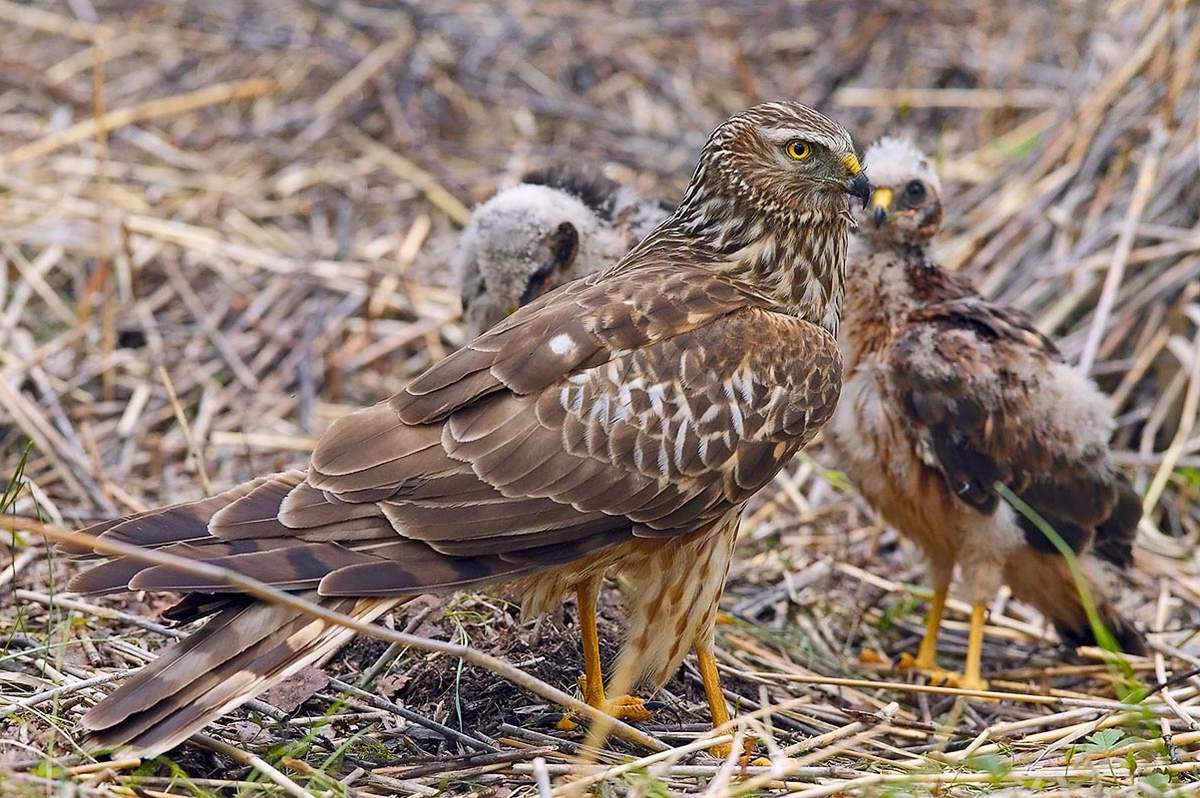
[1,0,1198,795]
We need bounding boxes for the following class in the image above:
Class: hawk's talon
[707,736,760,764]
[708,741,733,759]
[607,694,653,722]
[897,650,935,672]
[926,669,953,687]
[555,696,650,730]
[575,674,653,722]
[858,648,893,667]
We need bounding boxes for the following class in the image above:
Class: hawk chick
[828,137,1143,690]
[458,166,670,336]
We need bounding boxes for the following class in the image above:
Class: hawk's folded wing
[73,264,841,598]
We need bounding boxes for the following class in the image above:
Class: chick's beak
[840,153,871,207]
[517,263,556,307]
[868,187,893,227]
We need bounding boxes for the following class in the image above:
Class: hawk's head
[651,102,868,332]
[859,137,943,247]
[686,101,870,228]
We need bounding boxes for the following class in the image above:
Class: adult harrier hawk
[66,102,869,756]
[458,165,670,337]
[827,137,1142,691]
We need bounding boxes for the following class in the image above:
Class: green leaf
[1003,132,1042,161]
[1178,466,1200,489]
[31,761,64,780]
[877,594,920,632]
[1138,772,1172,794]
[969,753,1013,778]
[1079,728,1137,752]
[796,453,854,493]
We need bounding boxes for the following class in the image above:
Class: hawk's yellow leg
[696,645,732,757]
[697,645,763,763]
[898,589,953,683]
[556,578,651,730]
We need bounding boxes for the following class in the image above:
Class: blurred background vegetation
[1,1,1198,795]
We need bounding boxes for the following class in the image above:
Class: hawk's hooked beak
[841,152,871,207]
[868,187,893,227]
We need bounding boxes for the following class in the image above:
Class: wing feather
[73,268,841,610]
[129,542,382,592]
[888,297,1125,553]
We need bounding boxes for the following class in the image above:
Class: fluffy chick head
[860,137,943,247]
[457,167,668,336]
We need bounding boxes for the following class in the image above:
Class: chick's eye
[905,180,926,201]
[784,140,812,161]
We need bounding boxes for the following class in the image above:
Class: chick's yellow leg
[897,589,956,687]
[556,578,651,731]
[899,589,949,679]
[952,602,990,692]
[913,589,947,669]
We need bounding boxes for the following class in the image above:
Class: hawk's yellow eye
[785,140,812,161]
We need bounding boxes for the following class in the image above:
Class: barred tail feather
[84,594,400,757]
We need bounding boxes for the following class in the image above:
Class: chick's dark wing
[888,297,1123,554]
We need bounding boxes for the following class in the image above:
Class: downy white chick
[457,165,671,336]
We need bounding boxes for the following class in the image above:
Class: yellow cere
[841,152,863,175]
[870,187,893,212]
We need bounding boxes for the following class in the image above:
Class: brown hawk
[827,137,1143,691]
[458,165,671,337]
[65,102,869,756]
